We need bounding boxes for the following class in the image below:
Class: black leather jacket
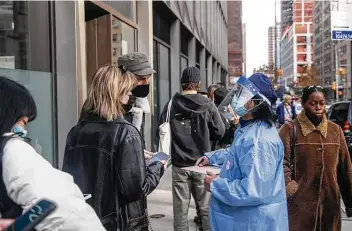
[62,113,164,231]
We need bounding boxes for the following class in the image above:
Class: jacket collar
[296,110,328,138]
[80,112,125,124]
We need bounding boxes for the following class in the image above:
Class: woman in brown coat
[279,86,352,231]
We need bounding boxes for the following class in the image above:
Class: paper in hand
[181,165,221,175]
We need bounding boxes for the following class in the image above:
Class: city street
[148,168,197,231]
[148,168,352,231]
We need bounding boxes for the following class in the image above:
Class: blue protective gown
[205,121,288,231]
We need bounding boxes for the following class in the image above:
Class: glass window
[101,0,136,22]
[158,44,170,115]
[153,40,170,117]
[0,1,54,163]
[0,1,50,72]
[0,69,54,163]
[153,9,170,44]
[111,16,137,63]
[295,24,307,34]
[180,56,188,74]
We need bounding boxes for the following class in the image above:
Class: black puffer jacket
[63,113,164,231]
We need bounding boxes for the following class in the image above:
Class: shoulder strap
[165,98,173,123]
[287,120,297,180]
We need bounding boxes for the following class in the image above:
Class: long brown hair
[85,65,137,120]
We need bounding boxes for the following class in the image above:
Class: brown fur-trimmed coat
[279,111,352,231]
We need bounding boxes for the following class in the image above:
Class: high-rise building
[228,0,243,83]
[313,1,351,100]
[268,23,281,77]
[280,0,313,89]
[281,0,293,32]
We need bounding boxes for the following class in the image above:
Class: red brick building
[228,0,243,83]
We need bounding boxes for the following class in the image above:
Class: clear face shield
[218,76,266,117]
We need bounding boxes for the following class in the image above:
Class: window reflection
[0,1,54,163]
[0,1,50,72]
[111,16,136,65]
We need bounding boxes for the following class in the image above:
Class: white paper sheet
[181,165,221,175]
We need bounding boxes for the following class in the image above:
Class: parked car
[326,101,352,159]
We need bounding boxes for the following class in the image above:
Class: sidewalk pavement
[342,201,352,231]
[148,168,352,230]
[147,167,198,231]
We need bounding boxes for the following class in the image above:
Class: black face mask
[132,84,150,98]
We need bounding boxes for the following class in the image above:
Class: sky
[242,0,279,76]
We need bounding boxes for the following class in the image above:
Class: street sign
[331,0,352,40]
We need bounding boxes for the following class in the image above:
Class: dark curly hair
[301,86,325,104]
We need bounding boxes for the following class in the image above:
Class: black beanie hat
[181,67,201,83]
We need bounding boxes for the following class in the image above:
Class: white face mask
[13,124,27,138]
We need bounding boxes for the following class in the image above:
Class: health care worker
[196,74,289,231]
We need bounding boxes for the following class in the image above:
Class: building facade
[0,0,228,168]
[268,23,281,78]
[280,0,313,89]
[313,1,351,100]
[227,0,242,83]
[281,0,293,33]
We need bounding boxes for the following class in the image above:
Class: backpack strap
[165,98,173,123]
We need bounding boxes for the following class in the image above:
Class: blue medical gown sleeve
[205,148,230,166]
[210,141,279,207]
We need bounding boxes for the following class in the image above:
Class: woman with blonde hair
[63,65,165,231]
[276,94,297,126]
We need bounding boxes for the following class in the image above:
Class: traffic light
[337,68,346,76]
[275,69,283,77]
[332,81,336,90]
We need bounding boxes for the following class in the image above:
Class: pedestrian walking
[63,65,166,231]
[0,76,105,231]
[276,94,297,126]
[158,67,225,231]
[279,86,352,231]
[196,73,289,231]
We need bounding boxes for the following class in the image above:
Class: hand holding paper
[204,171,217,192]
[195,156,210,167]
